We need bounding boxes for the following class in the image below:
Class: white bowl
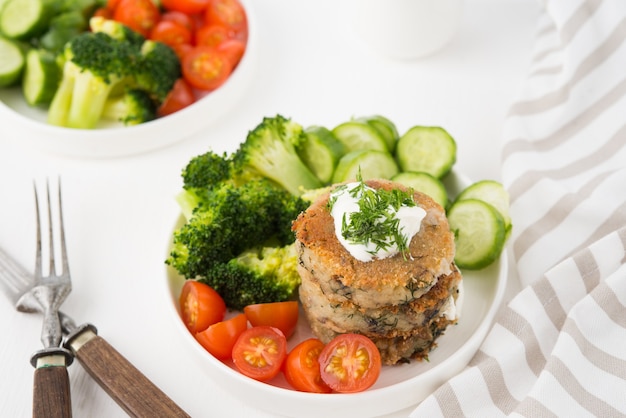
[163,170,509,417]
[0,0,258,159]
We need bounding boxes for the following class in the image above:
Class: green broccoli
[166,146,311,310]
[136,40,181,103]
[200,244,301,311]
[102,88,157,126]
[233,115,323,196]
[89,16,145,46]
[167,178,308,276]
[47,18,181,129]
[48,31,137,128]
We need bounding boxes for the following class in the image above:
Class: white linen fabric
[411,0,626,416]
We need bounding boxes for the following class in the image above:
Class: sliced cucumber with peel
[447,199,506,270]
[455,180,512,235]
[395,126,457,178]
[297,125,346,184]
[391,171,448,208]
[332,149,399,183]
[331,120,389,153]
[356,115,399,153]
[22,48,61,106]
[0,0,56,40]
[0,35,24,87]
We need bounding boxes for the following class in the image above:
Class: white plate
[163,170,508,417]
[0,0,257,159]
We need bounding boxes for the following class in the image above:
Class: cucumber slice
[391,171,448,208]
[331,120,388,153]
[456,180,512,233]
[0,0,56,40]
[332,149,399,183]
[297,125,347,184]
[447,199,506,270]
[395,126,457,178]
[22,48,61,106]
[356,115,399,153]
[0,35,24,87]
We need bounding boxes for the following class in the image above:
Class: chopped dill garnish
[329,176,417,258]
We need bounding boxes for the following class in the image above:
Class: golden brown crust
[292,179,455,292]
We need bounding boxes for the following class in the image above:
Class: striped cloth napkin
[411,0,626,416]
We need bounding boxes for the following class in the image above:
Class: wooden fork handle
[31,348,73,418]
[65,325,189,418]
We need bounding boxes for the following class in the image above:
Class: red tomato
[170,42,194,61]
[217,39,245,67]
[232,326,287,382]
[179,280,226,334]
[195,313,248,360]
[283,339,332,393]
[182,46,233,91]
[150,20,193,48]
[318,334,382,393]
[161,10,197,33]
[113,0,161,37]
[195,24,231,48]
[243,301,299,339]
[161,0,210,15]
[205,0,247,38]
[158,78,196,116]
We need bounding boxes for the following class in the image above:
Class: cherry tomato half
[182,46,233,91]
[161,0,210,15]
[232,326,287,382]
[318,334,382,393]
[205,0,247,39]
[283,338,332,393]
[158,78,196,117]
[195,313,248,360]
[243,301,299,339]
[113,0,161,37]
[216,38,245,67]
[195,24,231,48]
[150,20,193,49]
[179,280,226,334]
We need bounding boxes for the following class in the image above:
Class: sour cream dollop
[329,182,427,262]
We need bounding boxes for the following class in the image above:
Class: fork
[0,180,190,418]
[14,180,75,418]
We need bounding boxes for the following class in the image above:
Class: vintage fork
[15,180,74,418]
[0,181,190,418]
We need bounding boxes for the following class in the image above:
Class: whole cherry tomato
[113,0,161,37]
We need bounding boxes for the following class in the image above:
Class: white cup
[350,0,463,60]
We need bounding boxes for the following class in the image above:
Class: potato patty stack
[293,179,462,365]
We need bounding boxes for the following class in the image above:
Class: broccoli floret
[47,31,137,128]
[136,40,181,103]
[166,179,308,281]
[182,150,234,190]
[89,16,144,47]
[102,88,157,126]
[233,115,323,196]
[199,244,301,311]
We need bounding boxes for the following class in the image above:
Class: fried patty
[293,179,462,365]
[293,179,455,308]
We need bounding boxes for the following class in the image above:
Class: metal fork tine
[45,180,55,277]
[34,181,43,280]
[57,181,69,276]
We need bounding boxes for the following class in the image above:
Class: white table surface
[0,0,539,416]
